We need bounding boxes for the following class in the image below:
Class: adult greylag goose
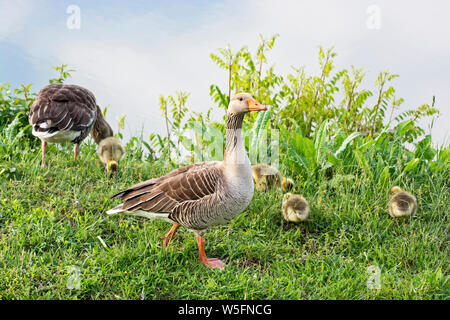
[282,193,310,222]
[388,186,417,218]
[107,93,267,269]
[98,137,125,177]
[29,83,113,167]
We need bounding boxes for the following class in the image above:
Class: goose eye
[239,97,243,101]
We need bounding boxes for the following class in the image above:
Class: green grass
[0,141,449,300]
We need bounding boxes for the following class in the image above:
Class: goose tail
[106,204,125,215]
[105,205,174,223]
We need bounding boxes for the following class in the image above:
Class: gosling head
[283,192,294,202]
[389,186,403,197]
[98,137,124,177]
[281,177,294,193]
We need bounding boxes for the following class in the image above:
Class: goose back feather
[29,84,98,144]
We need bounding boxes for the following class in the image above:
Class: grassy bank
[0,141,448,299]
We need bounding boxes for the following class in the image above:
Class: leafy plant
[49,64,75,84]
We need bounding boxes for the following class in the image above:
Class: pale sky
[1,0,448,147]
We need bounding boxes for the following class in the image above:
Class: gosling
[282,193,310,222]
[97,137,124,176]
[252,163,278,191]
[252,164,293,192]
[388,186,417,218]
[281,176,294,193]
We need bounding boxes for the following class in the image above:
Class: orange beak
[248,97,267,111]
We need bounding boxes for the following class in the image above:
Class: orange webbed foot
[200,257,226,270]
[196,235,226,270]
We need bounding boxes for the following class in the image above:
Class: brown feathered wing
[111,162,222,214]
[29,84,97,137]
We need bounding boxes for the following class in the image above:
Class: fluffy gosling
[282,193,310,223]
[252,164,279,191]
[388,186,417,218]
[252,164,293,192]
[281,176,294,192]
[98,137,124,176]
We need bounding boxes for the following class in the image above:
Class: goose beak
[248,98,267,111]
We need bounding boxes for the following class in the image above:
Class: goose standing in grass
[252,163,294,192]
[282,193,310,222]
[29,83,113,167]
[388,186,417,218]
[98,137,124,177]
[107,93,267,269]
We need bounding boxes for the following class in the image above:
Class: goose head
[228,93,267,115]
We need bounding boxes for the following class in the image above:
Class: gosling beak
[248,98,267,111]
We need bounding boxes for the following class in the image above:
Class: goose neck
[224,113,247,166]
[91,105,114,144]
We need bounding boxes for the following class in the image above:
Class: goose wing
[111,161,223,213]
[29,83,97,134]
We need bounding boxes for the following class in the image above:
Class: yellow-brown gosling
[388,186,417,218]
[282,193,310,222]
[252,163,276,191]
[98,136,124,176]
[281,176,294,192]
[252,163,293,192]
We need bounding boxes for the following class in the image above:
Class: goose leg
[41,140,47,168]
[196,235,225,270]
[161,224,180,248]
[73,144,80,161]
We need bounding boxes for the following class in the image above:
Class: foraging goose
[388,186,417,218]
[252,163,293,192]
[29,83,113,167]
[107,93,267,269]
[98,137,125,177]
[282,193,310,222]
